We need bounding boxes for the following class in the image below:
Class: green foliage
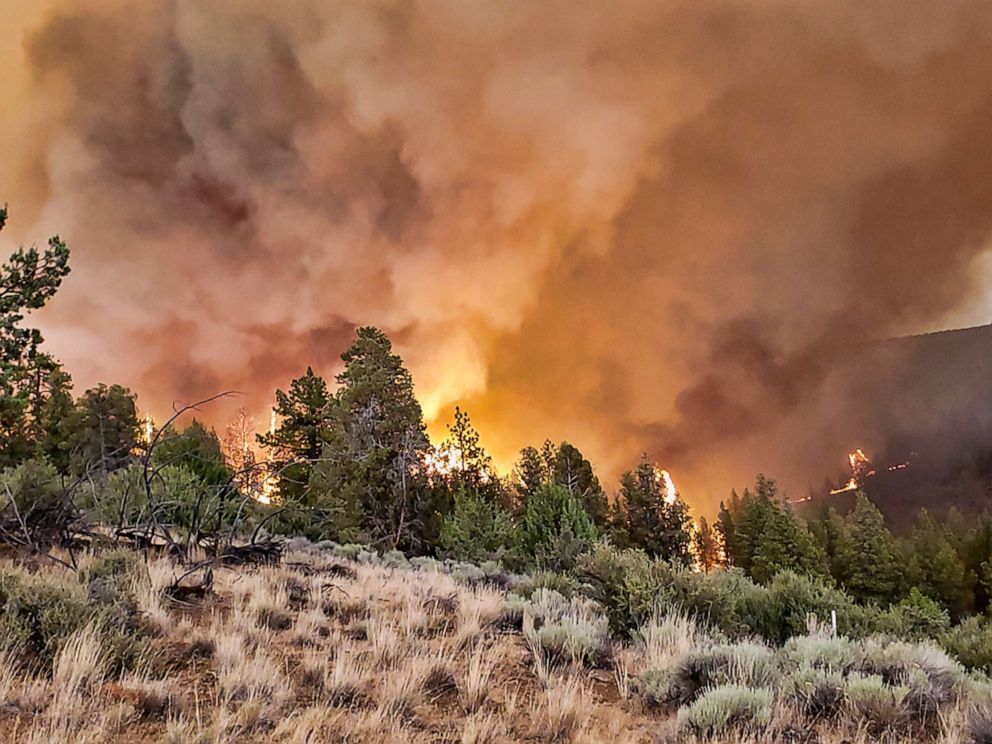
[880,588,952,641]
[520,482,597,567]
[750,505,829,584]
[438,488,516,564]
[0,557,146,674]
[552,442,609,529]
[153,419,231,489]
[0,457,71,535]
[940,615,992,673]
[834,493,905,606]
[82,462,211,533]
[640,642,776,708]
[258,366,333,504]
[905,510,974,620]
[676,684,774,739]
[0,208,71,468]
[614,457,692,563]
[65,384,139,475]
[720,475,827,584]
[320,328,434,551]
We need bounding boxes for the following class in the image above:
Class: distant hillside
[801,323,992,531]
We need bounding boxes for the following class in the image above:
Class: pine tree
[810,506,848,583]
[615,456,692,564]
[521,481,597,560]
[835,493,904,605]
[906,510,974,619]
[65,384,138,474]
[439,406,502,503]
[730,476,779,575]
[322,327,433,550]
[154,419,231,489]
[715,492,739,566]
[749,505,829,584]
[0,205,70,467]
[35,368,74,472]
[553,442,610,529]
[258,367,333,503]
[514,444,551,503]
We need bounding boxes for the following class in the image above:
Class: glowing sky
[4,1,992,506]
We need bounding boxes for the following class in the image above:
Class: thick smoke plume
[4,0,992,507]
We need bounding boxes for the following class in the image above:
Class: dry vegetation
[0,542,989,743]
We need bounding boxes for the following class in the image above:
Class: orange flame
[829,447,876,494]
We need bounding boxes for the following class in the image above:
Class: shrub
[513,571,578,600]
[438,489,517,564]
[0,567,93,669]
[843,673,910,736]
[638,642,776,708]
[880,589,952,641]
[532,610,611,668]
[941,616,992,673]
[778,632,862,674]
[676,684,774,739]
[782,665,846,719]
[521,589,611,668]
[0,459,72,539]
[576,543,677,636]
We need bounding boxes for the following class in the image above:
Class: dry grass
[0,547,984,744]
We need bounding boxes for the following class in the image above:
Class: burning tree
[614,456,693,564]
[221,407,263,499]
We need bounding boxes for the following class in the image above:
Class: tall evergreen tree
[258,367,333,503]
[154,419,231,489]
[749,505,829,584]
[521,481,597,560]
[553,442,610,529]
[906,510,974,619]
[0,205,70,467]
[65,384,138,475]
[615,456,693,564]
[835,493,904,606]
[322,327,433,550]
[439,406,502,503]
[694,516,723,573]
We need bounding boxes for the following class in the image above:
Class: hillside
[1,541,990,743]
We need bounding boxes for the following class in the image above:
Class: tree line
[1,202,991,627]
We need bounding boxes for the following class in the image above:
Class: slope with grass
[0,542,989,743]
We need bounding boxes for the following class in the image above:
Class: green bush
[438,489,517,564]
[0,555,147,676]
[879,589,952,641]
[941,615,992,673]
[0,459,71,536]
[0,567,93,669]
[778,632,862,674]
[676,684,774,739]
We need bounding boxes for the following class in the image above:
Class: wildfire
[139,413,154,447]
[828,447,878,494]
[422,445,464,478]
[652,466,679,505]
[258,409,278,505]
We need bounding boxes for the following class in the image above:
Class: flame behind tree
[221,406,263,500]
[615,456,693,564]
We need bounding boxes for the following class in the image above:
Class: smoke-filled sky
[4,0,992,508]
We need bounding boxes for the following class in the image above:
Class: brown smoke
[4,0,992,509]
